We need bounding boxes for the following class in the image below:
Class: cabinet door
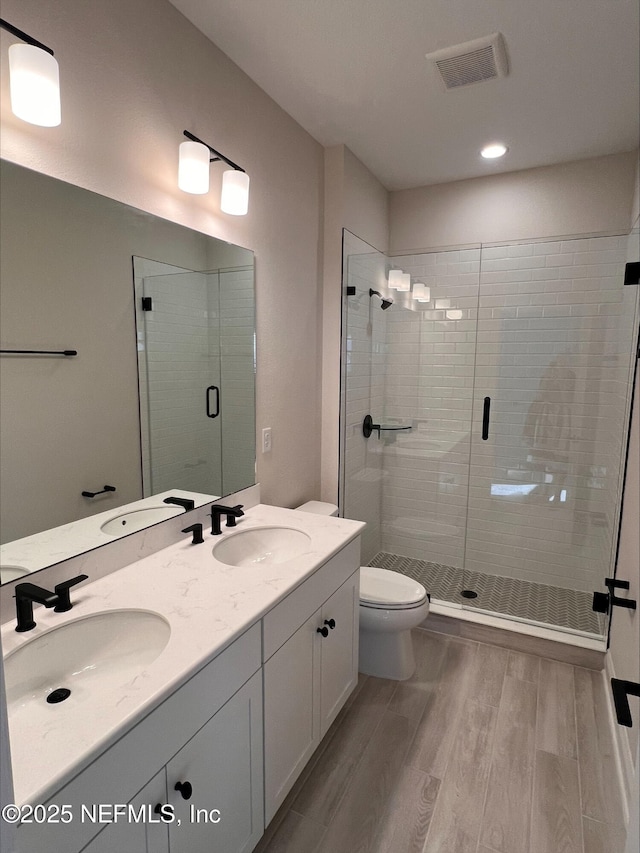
[319,571,359,736]
[80,770,168,853]
[263,612,321,824]
[166,670,263,853]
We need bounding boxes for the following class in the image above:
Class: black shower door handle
[206,385,220,419]
[482,397,491,440]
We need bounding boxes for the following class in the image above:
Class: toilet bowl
[295,501,429,680]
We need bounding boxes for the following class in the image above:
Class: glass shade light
[396,273,411,292]
[8,43,61,127]
[178,141,210,194]
[221,169,250,215]
[412,283,431,302]
[388,269,404,289]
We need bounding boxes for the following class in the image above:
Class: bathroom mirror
[0,159,256,581]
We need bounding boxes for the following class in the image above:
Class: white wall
[0,0,323,510]
[389,151,638,254]
[321,145,389,503]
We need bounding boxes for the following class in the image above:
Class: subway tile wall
[342,231,639,605]
[341,232,388,564]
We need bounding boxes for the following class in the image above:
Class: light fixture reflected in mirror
[179,130,250,215]
[2,19,61,126]
[412,283,431,302]
[388,269,404,289]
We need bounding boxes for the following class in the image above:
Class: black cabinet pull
[482,397,491,440]
[324,619,336,630]
[611,679,640,727]
[206,385,220,418]
[174,781,193,800]
[317,626,329,638]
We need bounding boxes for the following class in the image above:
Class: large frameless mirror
[0,160,256,582]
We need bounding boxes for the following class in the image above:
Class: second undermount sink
[0,565,30,584]
[4,610,171,720]
[100,506,182,535]
[212,526,312,567]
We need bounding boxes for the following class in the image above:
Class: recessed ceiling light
[481,142,508,159]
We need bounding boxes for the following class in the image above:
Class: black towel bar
[0,349,77,356]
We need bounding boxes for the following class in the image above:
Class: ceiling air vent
[426,32,509,90]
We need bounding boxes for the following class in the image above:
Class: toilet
[295,501,430,680]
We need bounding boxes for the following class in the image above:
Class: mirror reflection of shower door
[463,236,638,637]
[139,269,223,497]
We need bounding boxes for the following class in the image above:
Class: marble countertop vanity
[1,504,365,807]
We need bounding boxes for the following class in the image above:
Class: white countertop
[2,504,365,807]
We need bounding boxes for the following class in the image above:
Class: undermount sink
[212,526,312,567]
[5,610,171,720]
[0,565,30,584]
[100,506,181,535]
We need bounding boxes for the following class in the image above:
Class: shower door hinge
[141,297,153,311]
[624,262,640,286]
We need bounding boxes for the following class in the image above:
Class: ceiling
[169,0,640,191]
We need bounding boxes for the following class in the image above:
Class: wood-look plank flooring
[255,629,627,853]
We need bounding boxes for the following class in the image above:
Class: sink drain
[460,589,478,599]
[47,688,71,704]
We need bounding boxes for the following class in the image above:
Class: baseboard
[604,653,635,825]
[422,605,606,670]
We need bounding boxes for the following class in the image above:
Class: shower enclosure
[134,258,255,499]
[340,229,639,640]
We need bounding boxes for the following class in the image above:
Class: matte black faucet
[163,496,195,512]
[14,574,88,632]
[182,523,204,545]
[210,504,245,535]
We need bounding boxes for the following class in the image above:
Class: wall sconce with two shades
[179,130,250,216]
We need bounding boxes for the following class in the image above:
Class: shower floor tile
[369,552,604,636]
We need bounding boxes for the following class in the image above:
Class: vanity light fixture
[481,142,508,159]
[1,19,61,126]
[412,283,431,302]
[179,130,250,215]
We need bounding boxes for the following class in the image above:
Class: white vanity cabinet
[80,771,169,853]
[17,624,263,853]
[263,539,360,823]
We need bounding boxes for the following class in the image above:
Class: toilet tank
[295,500,339,517]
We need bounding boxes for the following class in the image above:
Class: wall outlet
[262,427,272,453]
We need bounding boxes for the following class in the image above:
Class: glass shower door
[137,268,223,497]
[463,236,638,636]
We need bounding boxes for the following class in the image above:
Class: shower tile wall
[381,249,480,567]
[341,232,388,563]
[379,236,636,595]
[466,236,635,592]
[219,266,256,494]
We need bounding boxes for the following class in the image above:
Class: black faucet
[14,574,88,632]
[210,504,244,535]
[163,496,195,512]
[182,523,204,545]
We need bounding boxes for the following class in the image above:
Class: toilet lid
[360,567,427,608]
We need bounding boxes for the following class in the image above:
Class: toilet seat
[359,566,427,610]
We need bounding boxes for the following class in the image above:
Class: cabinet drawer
[263,537,360,661]
[17,623,261,853]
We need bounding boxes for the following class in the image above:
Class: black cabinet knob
[324,619,336,630]
[174,781,193,800]
[317,626,329,638]
[153,804,164,815]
